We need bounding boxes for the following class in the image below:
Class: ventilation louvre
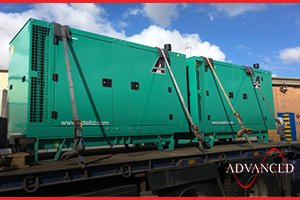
[197,93,201,122]
[196,65,201,122]
[196,66,200,90]
[29,25,50,123]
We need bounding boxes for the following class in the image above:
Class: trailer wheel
[232,173,280,196]
[161,182,221,197]
[247,173,282,196]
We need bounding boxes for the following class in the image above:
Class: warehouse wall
[272,83,300,141]
[0,70,8,90]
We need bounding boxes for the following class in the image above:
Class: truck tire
[242,174,280,196]
[161,181,221,197]
[224,173,280,196]
[223,177,238,196]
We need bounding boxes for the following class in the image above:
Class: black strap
[56,22,85,167]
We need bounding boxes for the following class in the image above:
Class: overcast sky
[0,3,300,77]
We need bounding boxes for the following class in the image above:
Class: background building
[272,77,300,141]
[0,69,8,90]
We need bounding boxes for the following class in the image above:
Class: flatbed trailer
[1,141,300,196]
[2,19,299,197]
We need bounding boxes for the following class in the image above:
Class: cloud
[256,54,294,77]
[142,4,179,27]
[279,46,300,64]
[0,3,226,69]
[127,25,226,61]
[211,3,266,17]
[32,4,124,38]
[0,3,126,69]
[0,11,31,69]
[125,3,184,27]
[123,7,143,17]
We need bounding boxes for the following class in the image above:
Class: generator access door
[128,47,171,128]
[53,33,114,134]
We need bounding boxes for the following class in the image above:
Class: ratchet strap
[159,49,210,151]
[204,57,253,145]
[247,69,290,144]
[58,24,85,167]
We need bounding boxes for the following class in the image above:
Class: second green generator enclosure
[186,57,275,146]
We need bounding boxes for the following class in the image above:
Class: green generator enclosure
[8,19,276,160]
[186,57,275,146]
[8,19,190,157]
